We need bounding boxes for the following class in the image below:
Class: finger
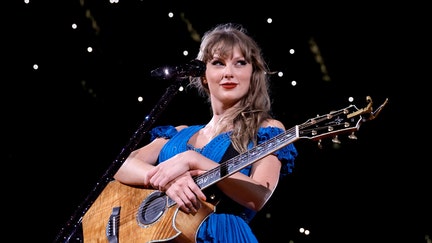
[149,174,168,191]
[175,194,195,214]
[176,200,190,213]
[182,190,199,213]
[188,182,206,202]
[189,169,204,177]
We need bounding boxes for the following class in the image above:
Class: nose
[223,73,234,79]
[222,66,234,79]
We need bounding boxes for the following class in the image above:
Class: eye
[236,60,248,66]
[211,60,224,66]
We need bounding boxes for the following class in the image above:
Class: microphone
[150,59,206,80]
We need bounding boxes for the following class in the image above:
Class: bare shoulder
[175,125,189,131]
[261,118,286,130]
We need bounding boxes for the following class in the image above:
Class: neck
[204,116,231,140]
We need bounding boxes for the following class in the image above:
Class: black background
[5,1,429,242]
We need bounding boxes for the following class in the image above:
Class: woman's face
[205,46,253,107]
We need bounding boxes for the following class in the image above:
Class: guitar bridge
[106,206,121,243]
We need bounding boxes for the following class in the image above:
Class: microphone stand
[54,77,190,243]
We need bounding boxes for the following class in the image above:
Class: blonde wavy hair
[189,23,274,153]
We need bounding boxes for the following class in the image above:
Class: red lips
[221,83,237,89]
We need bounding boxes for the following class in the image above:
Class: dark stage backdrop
[6,1,429,242]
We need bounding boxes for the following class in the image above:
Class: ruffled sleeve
[149,125,178,141]
[257,126,298,177]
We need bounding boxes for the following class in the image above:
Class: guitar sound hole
[137,191,167,227]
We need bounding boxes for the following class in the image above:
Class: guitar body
[81,180,216,243]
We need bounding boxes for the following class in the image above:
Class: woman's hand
[146,150,207,190]
[163,171,207,214]
[145,150,207,214]
[145,152,192,190]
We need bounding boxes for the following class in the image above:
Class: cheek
[234,65,253,79]
[206,71,223,83]
[237,71,252,84]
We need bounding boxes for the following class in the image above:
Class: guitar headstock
[298,96,388,147]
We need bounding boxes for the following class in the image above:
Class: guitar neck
[194,126,300,190]
[179,97,389,204]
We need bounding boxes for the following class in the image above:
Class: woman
[114,22,298,242]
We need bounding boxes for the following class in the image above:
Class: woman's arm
[113,137,168,187]
[147,119,287,213]
[215,118,286,212]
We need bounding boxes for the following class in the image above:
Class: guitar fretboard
[195,126,299,189]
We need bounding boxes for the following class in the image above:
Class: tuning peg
[317,139,323,149]
[348,132,358,140]
[332,135,341,144]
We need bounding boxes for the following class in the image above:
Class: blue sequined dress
[150,125,298,243]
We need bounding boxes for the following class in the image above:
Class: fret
[195,126,299,190]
